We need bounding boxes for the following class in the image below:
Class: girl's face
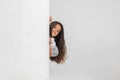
[52,24,61,37]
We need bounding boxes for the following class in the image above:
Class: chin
[52,35,56,38]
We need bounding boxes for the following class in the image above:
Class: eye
[57,31,60,33]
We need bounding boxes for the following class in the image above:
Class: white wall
[0,0,49,80]
[50,0,120,80]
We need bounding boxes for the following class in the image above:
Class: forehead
[55,24,61,30]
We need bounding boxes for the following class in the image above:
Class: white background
[0,0,49,80]
[50,0,120,80]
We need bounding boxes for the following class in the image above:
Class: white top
[50,38,59,57]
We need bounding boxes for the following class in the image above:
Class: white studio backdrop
[0,0,49,80]
[50,0,120,80]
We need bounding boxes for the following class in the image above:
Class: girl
[49,16,67,64]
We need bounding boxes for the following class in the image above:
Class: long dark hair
[49,21,67,64]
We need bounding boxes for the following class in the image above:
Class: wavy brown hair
[49,21,67,64]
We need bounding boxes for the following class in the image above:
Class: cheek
[56,32,59,36]
[51,31,54,35]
